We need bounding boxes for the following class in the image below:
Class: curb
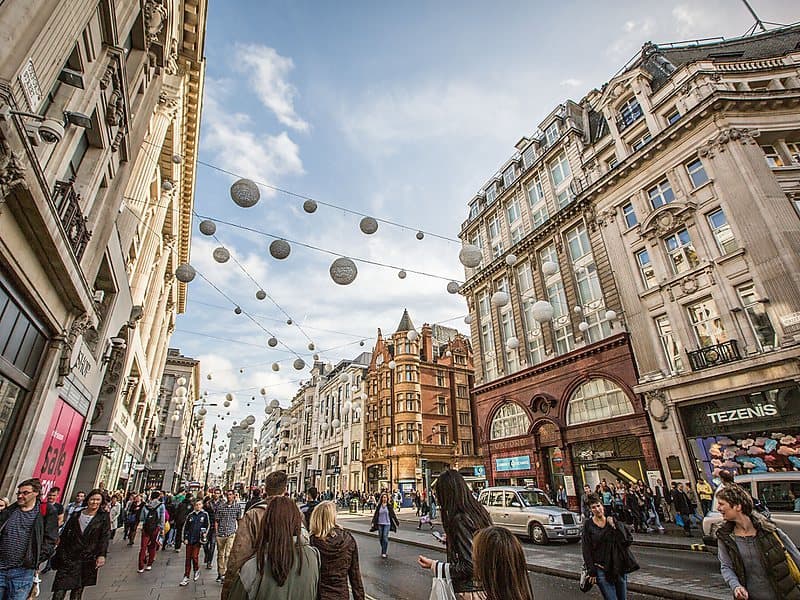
[348,528,723,600]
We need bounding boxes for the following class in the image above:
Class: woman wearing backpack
[125,494,143,546]
[138,491,166,572]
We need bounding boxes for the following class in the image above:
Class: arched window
[490,403,531,440]
[567,378,634,425]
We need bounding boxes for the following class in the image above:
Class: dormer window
[503,165,516,188]
[486,185,497,204]
[545,122,560,146]
[469,202,479,219]
[522,146,536,168]
[618,97,643,131]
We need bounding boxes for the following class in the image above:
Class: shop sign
[563,475,576,496]
[706,403,778,424]
[34,398,84,497]
[473,465,486,478]
[780,312,800,328]
[495,455,531,472]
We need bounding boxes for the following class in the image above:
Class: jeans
[0,567,34,600]
[378,524,390,555]
[596,568,627,600]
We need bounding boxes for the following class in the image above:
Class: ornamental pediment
[640,200,696,239]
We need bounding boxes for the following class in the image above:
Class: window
[522,146,536,168]
[436,370,446,387]
[635,249,657,288]
[666,109,681,125]
[686,158,709,188]
[547,281,573,355]
[510,226,524,245]
[351,441,360,461]
[631,131,652,151]
[527,175,548,227]
[737,284,777,351]
[406,393,420,412]
[436,396,447,415]
[490,403,530,440]
[488,215,503,257]
[707,208,737,255]
[549,152,571,187]
[606,156,619,171]
[396,424,406,445]
[516,262,533,294]
[556,189,572,209]
[456,385,467,398]
[503,165,516,188]
[506,199,521,224]
[622,202,637,228]
[406,423,419,444]
[755,480,800,513]
[522,299,546,365]
[655,316,683,372]
[64,132,90,180]
[469,230,484,254]
[545,122,560,146]
[458,412,470,426]
[647,179,675,209]
[567,379,634,425]
[618,97,643,128]
[461,441,473,456]
[566,224,591,262]
[786,142,800,165]
[761,145,784,167]
[486,185,497,204]
[664,228,699,274]
[688,298,727,347]
[469,202,479,219]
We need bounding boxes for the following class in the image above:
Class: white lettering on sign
[706,403,778,424]
[74,350,91,377]
[780,312,800,327]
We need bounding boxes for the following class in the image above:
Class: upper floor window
[606,156,619,171]
[622,202,637,228]
[64,132,90,180]
[528,177,548,227]
[635,249,657,288]
[707,208,737,255]
[566,224,591,262]
[666,109,681,125]
[545,122,560,146]
[478,291,490,317]
[469,202,479,219]
[506,199,521,225]
[761,145,784,167]
[549,152,571,187]
[686,158,709,188]
[490,403,530,440]
[687,298,727,347]
[647,179,675,209]
[655,315,683,372]
[618,97,643,129]
[522,146,536,168]
[486,185,497,204]
[510,225,525,245]
[737,284,777,351]
[503,165,516,188]
[516,262,534,294]
[488,215,501,240]
[664,228,699,274]
[631,131,652,151]
[567,378,634,425]
[786,142,800,165]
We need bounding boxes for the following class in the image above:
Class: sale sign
[34,398,84,499]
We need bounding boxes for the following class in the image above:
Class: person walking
[108,495,121,540]
[172,495,192,553]
[429,491,438,520]
[696,478,713,516]
[555,485,568,509]
[138,491,166,573]
[654,479,671,523]
[124,494,143,546]
[369,493,398,559]
[672,483,693,536]
[309,501,364,600]
[0,478,58,600]
[716,484,800,600]
[301,487,321,530]
[417,469,492,599]
[63,492,85,525]
[581,494,639,600]
[472,526,534,600]
[580,485,594,520]
[50,489,111,600]
[180,499,210,586]
[203,492,218,570]
[45,488,65,528]
[215,490,243,583]
[227,497,320,600]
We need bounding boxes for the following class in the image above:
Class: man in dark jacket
[0,478,59,600]
[173,496,193,552]
[180,499,210,586]
[671,482,692,536]
[301,487,320,530]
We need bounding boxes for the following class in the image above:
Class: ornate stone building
[0,0,206,497]
[363,311,483,497]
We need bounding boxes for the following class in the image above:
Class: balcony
[687,339,742,371]
[52,180,92,261]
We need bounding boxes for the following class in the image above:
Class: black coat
[0,501,58,569]
[52,509,111,591]
[369,504,398,532]
[672,489,691,514]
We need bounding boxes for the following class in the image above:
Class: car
[478,486,583,545]
[702,472,800,548]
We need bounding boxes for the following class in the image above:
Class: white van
[702,472,800,547]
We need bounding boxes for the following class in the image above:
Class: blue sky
[171,1,800,471]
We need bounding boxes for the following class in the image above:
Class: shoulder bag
[773,531,800,583]
[429,561,457,600]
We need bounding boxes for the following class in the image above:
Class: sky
[170,0,800,473]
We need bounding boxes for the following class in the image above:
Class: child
[180,499,209,586]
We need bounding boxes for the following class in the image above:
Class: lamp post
[203,423,218,493]
[177,401,217,491]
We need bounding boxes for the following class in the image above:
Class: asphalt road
[353,530,665,600]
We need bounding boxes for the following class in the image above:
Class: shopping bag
[579,565,593,593]
[674,513,684,528]
[429,561,457,600]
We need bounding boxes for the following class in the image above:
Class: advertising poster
[34,398,84,498]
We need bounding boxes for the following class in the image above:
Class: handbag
[579,565,593,593]
[163,521,171,534]
[773,532,800,583]
[429,561,457,600]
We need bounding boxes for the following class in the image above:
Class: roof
[588,109,609,144]
[431,324,459,346]
[395,309,415,333]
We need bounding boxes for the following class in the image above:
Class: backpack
[143,506,161,535]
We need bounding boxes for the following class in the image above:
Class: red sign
[35,398,84,499]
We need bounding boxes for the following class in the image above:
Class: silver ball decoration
[234,306,242,315]
[359,216,378,234]
[308,342,315,351]
[199,220,217,236]
[256,290,266,300]
[416,231,425,240]
[398,270,407,279]
[293,358,306,370]
[172,154,182,164]
[604,309,618,321]
[464,314,473,324]
[269,239,291,260]
[505,336,520,350]
[360,340,365,346]
[286,318,293,325]
[330,257,358,285]
[213,246,230,263]
[313,353,319,360]
[446,281,460,294]
[531,300,555,323]
[175,264,196,283]
[458,245,482,268]
[270,399,280,409]
[272,363,280,372]
[407,329,419,342]
[268,337,278,347]
[303,200,317,213]
[541,260,558,276]
[505,254,518,266]
[491,291,510,307]
[230,178,260,208]
[161,180,174,192]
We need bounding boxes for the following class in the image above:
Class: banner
[34,398,84,499]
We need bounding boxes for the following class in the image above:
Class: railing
[52,180,92,261]
[687,339,742,371]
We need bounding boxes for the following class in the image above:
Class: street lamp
[178,400,217,491]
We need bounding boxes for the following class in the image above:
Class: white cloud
[235,44,309,132]
[607,18,655,59]
[672,5,710,38]
[560,78,583,87]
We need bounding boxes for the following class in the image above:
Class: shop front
[679,384,800,482]
[492,454,537,487]
[570,435,650,491]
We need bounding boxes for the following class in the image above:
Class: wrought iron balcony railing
[52,180,92,261]
[687,339,742,371]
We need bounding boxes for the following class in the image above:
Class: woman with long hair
[0,496,9,512]
[716,484,800,600]
[227,496,319,600]
[50,489,111,600]
[310,501,365,600]
[473,526,534,600]
[369,493,398,559]
[417,470,492,599]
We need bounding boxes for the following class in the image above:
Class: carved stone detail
[144,0,168,48]
[157,92,180,119]
[595,206,616,228]
[0,147,26,208]
[644,389,670,422]
[165,38,181,75]
[698,127,760,159]
[56,313,91,386]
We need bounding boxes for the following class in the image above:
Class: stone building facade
[254,406,289,488]
[0,0,206,498]
[363,311,483,498]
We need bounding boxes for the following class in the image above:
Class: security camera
[38,119,65,144]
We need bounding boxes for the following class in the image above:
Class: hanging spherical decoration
[312,353,319,361]
[213,246,230,263]
[330,257,358,285]
[359,216,378,234]
[407,329,419,342]
[505,336,520,350]
[541,260,558,276]
[458,245,482,268]
[604,309,618,321]
[269,239,291,260]
[332,418,341,429]
[268,337,278,347]
[446,281,460,294]
[223,400,231,408]
[270,399,280,409]
[360,340,365,347]
[578,321,590,332]
[416,231,425,240]
[343,401,352,413]
[445,350,452,357]
[256,289,267,300]
[199,220,216,236]
[388,360,397,369]
[172,154,182,164]
[176,377,187,386]
[264,406,271,415]
[321,422,329,431]
[505,254,518,266]
[234,306,242,315]
[174,386,187,397]
[225,392,234,402]
[286,318,293,325]
[464,314,473,325]
[293,358,306,370]
[302,199,318,213]
[398,270,407,279]
[308,342,315,351]
[491,291,510,307]
[532,300,555,323]
[175,264,196,283]
[171,414,180,422]
[339,372,349,383]
[230,178,260,208]
[291,417,298,424]
[161,180,174,192]
[198,407,208,416]
[207,374,212,380]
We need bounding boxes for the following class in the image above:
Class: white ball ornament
[330,258,358,285]
[161,180,174,192]
[223,400,231,408]
[321,422,329,431]
[505,254,518,266]
[416,231,425,240]
[388,360,396,369]
[339,373,349,383]
[359,217,378,234]
[175,264,196,283]
[174,386,187,397]
[269,239,291,260]
[270,399,280,409]
[234,306,242,315]
[172,154,182,164]
[303,200,318,213]
[260,388,267,396]
[447,281,461,294]
[464,315,473,325]
[506,336,520,350]
[213,246,230,263]
[458,245,482,268]
[313,353,319,361]
[286,318,293,325]
[230,178,260,208]
[532,300,555,323]
[199,220,216,236]
[198,407,208,416]
[308,342,315,351]
[343,401,352,413]
[293,358,306,370]
[604,309,618,321]
[332,419,341,429]
[541,261,558,276]
[398,270,407,279]
[491,291,510,307]
[407,329,419,342]
[578,321,590,332]
[176,377,187,386]
[225,392,235,402]
[268,337,278,347]
[291,417,298,424]
[256,289,266,300]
